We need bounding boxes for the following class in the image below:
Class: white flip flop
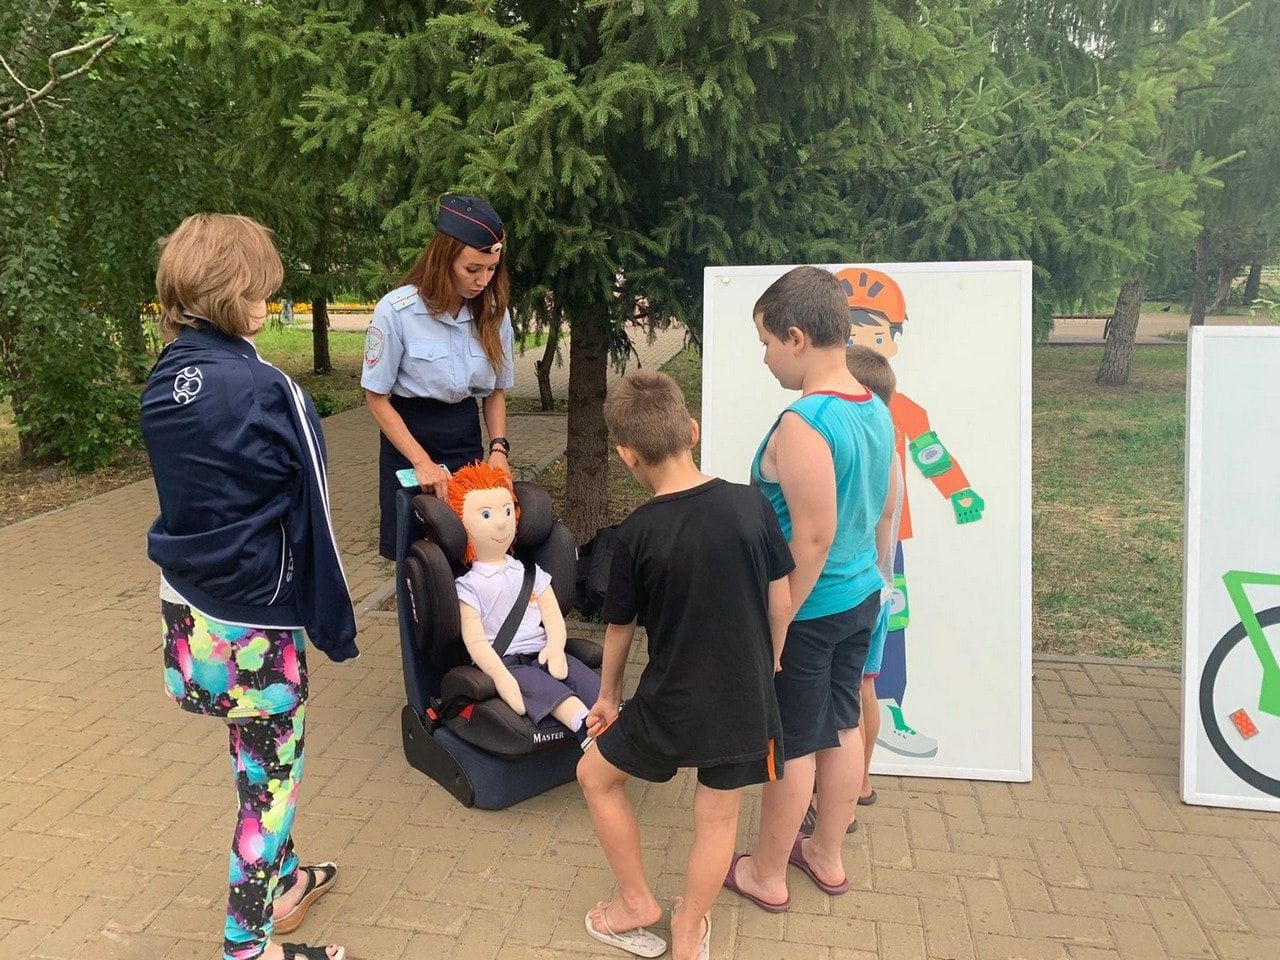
[584,901,668,958]
[673,897,710,960]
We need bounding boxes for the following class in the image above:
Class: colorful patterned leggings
[223,706,306,960]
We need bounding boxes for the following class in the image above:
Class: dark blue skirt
[378,394,483,559]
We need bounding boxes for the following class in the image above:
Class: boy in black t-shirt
[577,370,794,960]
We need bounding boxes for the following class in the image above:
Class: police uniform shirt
[361,284,515,402]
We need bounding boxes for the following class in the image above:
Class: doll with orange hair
[449,462,598,740]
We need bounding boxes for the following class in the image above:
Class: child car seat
[394,483,602,809]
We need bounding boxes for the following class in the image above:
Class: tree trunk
[11,389,38,462]
[312,212,332,374]
[1096,276,1146,387]
[1190,229,1210,327]
[312,295,331,375]
[564,311,610,543]
[1243,261,1264,306]
[122,303,152,382]
[534,310,563,411]
[1208,258,1242,314]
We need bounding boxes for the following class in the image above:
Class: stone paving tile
[1,324,1278,957]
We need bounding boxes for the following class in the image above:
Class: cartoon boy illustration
[836,267,985,758]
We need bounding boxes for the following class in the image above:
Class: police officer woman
[363,196,515,560]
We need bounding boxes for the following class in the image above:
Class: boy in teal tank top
[725,266,895,914]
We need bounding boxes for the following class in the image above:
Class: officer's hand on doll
[495,673,526,715]
[586,698,619,736]
[538,645,569,680]
[414,459,450,500]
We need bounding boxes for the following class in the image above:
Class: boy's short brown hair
[604,369,694,464]
[845,345,897,404]
[155,213,284,340]
[753,265,849,347]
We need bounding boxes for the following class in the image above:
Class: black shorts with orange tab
[595,720,783,791]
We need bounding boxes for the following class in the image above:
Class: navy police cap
[437,195,505,253]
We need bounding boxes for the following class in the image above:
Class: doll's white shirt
[455,558,553,657]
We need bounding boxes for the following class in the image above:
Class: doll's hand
[585,698,620,737]
[494,672,526,715]
[538,645,569,680]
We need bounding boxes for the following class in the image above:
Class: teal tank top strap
[780,393,840,450]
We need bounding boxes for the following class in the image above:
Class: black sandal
[281,943,345,960]
[274,863,338,935]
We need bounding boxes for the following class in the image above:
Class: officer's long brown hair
[402,233,510,375]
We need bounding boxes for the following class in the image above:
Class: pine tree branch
[0,33,118,123]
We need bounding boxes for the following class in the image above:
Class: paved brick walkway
[1,325,1279,958]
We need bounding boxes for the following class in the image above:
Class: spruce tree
[128,0,1255,523]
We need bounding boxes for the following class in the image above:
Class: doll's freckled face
[461,488,517,564]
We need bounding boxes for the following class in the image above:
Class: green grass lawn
[542,344,1188,662]
[255,326,370,416]
[1033,347,1185,660]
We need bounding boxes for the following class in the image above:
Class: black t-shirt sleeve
[601,534,638,624]
[760,493,795,581]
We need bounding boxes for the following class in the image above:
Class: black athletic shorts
[595,722,784,791]
[773,589,880,759]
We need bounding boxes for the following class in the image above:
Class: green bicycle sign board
[1181,327,1280,812]
[1197,572,1280,800]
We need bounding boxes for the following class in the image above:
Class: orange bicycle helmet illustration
[835,267,907,326]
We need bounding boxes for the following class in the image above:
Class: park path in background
[1048,312,1269,344]
[294,316,688,400]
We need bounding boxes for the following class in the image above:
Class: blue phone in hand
[398,466,450,488]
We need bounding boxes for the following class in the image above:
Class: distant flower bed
[277,301,373,314]
[140,300,374,319]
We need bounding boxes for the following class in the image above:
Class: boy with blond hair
[578,369,793,960]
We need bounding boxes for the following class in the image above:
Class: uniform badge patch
[172,365,203,404]
[365,326,385,367]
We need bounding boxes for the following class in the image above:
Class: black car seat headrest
[513,481,554,548]
[529,522,578,614]
[411,494,467,564]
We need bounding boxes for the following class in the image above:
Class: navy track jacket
[141,325,358,662]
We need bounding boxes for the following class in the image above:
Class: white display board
[702,262,1032,782]
[1182,327,1280,812]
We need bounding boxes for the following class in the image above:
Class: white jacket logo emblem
[173,366,203,404]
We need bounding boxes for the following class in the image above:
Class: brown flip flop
[788,835,850,896]
[274,863,338,935]
[723,852,790,913]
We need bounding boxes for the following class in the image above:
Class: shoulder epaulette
[390,288,418,311]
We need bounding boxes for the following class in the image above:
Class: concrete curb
[356,579,397,616]
[519,440,568,482]
[1033,651,1177,671]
